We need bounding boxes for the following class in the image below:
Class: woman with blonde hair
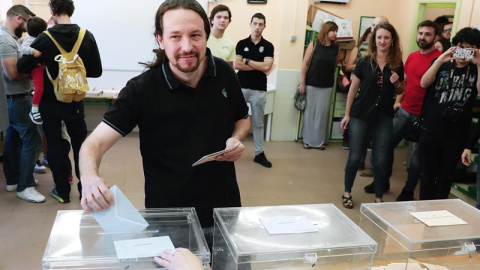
[340,23,404,207]
[299,21,341,150]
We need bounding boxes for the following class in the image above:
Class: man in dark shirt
[78,0,250,240]
[234,13,274,168]
[17,0,102,203]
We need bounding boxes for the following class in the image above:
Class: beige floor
[0,133,435,270]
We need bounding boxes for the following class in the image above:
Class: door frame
[409,0,462,53]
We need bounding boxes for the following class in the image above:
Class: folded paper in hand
[192,143,240,167]
[92,185,149,233]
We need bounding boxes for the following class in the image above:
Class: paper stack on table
[86,87,103,97]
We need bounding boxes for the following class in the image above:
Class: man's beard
[173,52,201,73]
[417,39,434,49]
[14,26,24,38]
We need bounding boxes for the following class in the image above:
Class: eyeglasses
[377,71,384,88]
[443,28,452,33]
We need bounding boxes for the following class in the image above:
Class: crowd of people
[1,1,480,269]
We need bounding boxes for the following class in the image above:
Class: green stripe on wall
[425,3,456,8]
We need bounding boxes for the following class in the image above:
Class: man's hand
[461,149,472,166]
[80,175,114,212]
[215,137,244,162]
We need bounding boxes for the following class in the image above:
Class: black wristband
[245,58,250,65]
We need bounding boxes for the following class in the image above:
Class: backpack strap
[44,28,87,59]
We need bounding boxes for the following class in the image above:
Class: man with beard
[1,5,45,202]
[388,20,442,201]
[17,0,102,204]
[235,13,274,168]
[78,0,250,247]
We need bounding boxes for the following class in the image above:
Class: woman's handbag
[294,41,317,111]
[294,90,306,111]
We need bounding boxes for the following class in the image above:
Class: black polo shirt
[351,57,404,119]
[236,36,274,91]
[103,50,249,227]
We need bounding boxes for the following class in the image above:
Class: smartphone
[453,48,475,60]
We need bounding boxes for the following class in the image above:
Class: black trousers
[418,131,465,200]
[40,101,86,200]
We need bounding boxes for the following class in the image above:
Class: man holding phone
[418,27,480,200]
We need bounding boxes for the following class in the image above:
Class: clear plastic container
[360,199,480,269]
[43,208,210,269]
[212,204,377,269]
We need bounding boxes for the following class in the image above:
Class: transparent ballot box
[360,199,480,269]
[212,204,377,269]
[42,208,210,269]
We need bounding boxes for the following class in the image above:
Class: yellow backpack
[45,28,89,103]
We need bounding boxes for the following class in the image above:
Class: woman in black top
[340,23,404,208]
[298,21,340,150]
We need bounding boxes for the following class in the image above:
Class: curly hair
[368,22,403,72]
[49,0,75,17]
[452,27,480,48]
[27,17,47,37]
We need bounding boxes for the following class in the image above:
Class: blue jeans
[476,150,480,210]
[242,89,266,155]
[389,106,421,191]
[345,112,393,198]
[3,95,42,192]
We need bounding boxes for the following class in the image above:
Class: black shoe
[396,186,414,201]
[51,187,70,203]
[254,152,272,168]
[364,181,390,194]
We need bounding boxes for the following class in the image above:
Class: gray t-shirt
[0,26,32,95]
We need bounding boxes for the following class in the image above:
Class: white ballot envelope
[92,185,149,233]
[114,236,175,260]
[192,143,240,166]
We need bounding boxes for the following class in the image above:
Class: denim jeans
[345,111,393,198]
[40,101,87,200]
[389,106,421,191]
[242,89,266,155]
[3,95,42,192]
[476,150,480,210]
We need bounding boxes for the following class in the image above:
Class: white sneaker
[6,179,39,192]
[34,161,47,174]
[17,187,46,203]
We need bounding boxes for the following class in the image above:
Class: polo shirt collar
[249,35,264,45]
[0,26,18,40]
[161,48,216,90]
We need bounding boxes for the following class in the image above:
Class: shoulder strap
[44,28,87,58]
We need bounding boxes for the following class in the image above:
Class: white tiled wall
[270,69,301,141]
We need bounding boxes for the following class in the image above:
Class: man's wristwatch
[244,58,250,65]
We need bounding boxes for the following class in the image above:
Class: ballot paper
[114,236,175,260]
[410,210,467,227]
[192,143,240,166]
[92,185,149,233]
[260,216,318,235]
